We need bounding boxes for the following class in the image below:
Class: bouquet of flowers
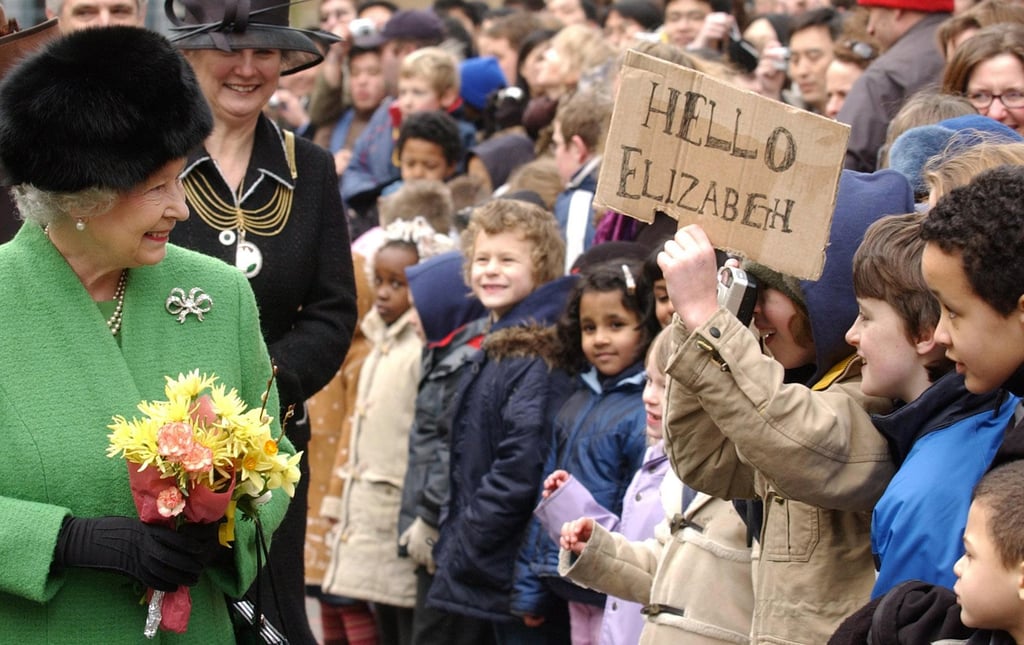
[107,369,301,638]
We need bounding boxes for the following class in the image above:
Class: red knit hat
[857,0,952,11]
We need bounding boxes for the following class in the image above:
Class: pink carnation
[181,442,213,474]
[157,421,195,459]
[157,486,186,518]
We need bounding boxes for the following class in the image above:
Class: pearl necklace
[108,270,128,335]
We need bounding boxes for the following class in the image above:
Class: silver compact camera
[716,266,758,327]
[349,18,377,39]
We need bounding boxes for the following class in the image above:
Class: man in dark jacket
[838,0,951,172]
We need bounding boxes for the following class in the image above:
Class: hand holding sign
[596,51,849,280]
[658,225,721,330]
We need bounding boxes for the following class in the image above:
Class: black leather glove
[54,516,222,591]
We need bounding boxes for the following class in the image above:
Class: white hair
[12,184,119,226]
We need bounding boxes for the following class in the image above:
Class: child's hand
[542,469,570,498]
[658,225,721,330]
[560,517,594,554]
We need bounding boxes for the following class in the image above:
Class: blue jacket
[871,372,1018,597]
[522,364,648,606]
[427,276,577,622]
[341,99,396,207]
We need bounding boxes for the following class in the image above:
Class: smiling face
[921,243,1024,394]
[186,48,282,127]
[580,289,644,378]
[642,350,667,442]
[753,287,816,370]
[967,53,1024,135]
[68,159,189,276]
[953,501,1024,634]
[470,230,537,319]
[373,244,418,325]
[845,297,934,402]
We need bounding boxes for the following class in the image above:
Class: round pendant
[219,229,237,246]
[236,240,263,278]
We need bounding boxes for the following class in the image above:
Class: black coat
[173,116,356,644]
[175,116,357,442]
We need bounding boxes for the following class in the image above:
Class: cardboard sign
[595,51,850,280]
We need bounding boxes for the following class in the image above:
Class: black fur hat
[0,26,212,192]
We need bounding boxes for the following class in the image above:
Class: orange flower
[263,439,278,456]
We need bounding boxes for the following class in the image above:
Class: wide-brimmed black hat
[165,0,339,75]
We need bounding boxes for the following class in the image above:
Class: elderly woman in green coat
[0,27,292,642]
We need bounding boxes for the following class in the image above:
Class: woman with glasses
[943,23,1024,135]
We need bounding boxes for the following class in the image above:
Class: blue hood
[491,274,579,333]
[406,250,486,344]
[800,169,914,384]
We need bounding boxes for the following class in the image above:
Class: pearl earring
[75,218,86,231]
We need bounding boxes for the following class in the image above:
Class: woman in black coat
[168,0,357,641]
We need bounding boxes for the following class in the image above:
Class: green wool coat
[0,224,292,643]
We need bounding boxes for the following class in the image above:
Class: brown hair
[852,213,951,383]
[831,7,879,70]
[937,0,1024,61]
[378,179,454,233]
[483,11,543,50]
[460,198,565,286]
[972,460,1024,569]
[506,157,563,209]
[924,141,1024,202]
[942,22,1024,96]
[878,90,975,168]
[555,89,613,152]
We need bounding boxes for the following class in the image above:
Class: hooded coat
[320,306,422,607]
[663,169,915,644]
[428,276,577,622]
[398,251,487,537]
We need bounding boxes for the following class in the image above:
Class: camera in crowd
[716,265,758,327]
[349,18,377,39]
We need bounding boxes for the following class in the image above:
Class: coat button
[635,492,643,501]
[611,602,618,610]
[709,327,721,338]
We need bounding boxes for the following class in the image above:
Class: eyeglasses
[965,90,1024,110]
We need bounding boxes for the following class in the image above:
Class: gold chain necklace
[183,171,293,236]
[182,130,299,238]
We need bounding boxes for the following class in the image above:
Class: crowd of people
[5,0,1024,643]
